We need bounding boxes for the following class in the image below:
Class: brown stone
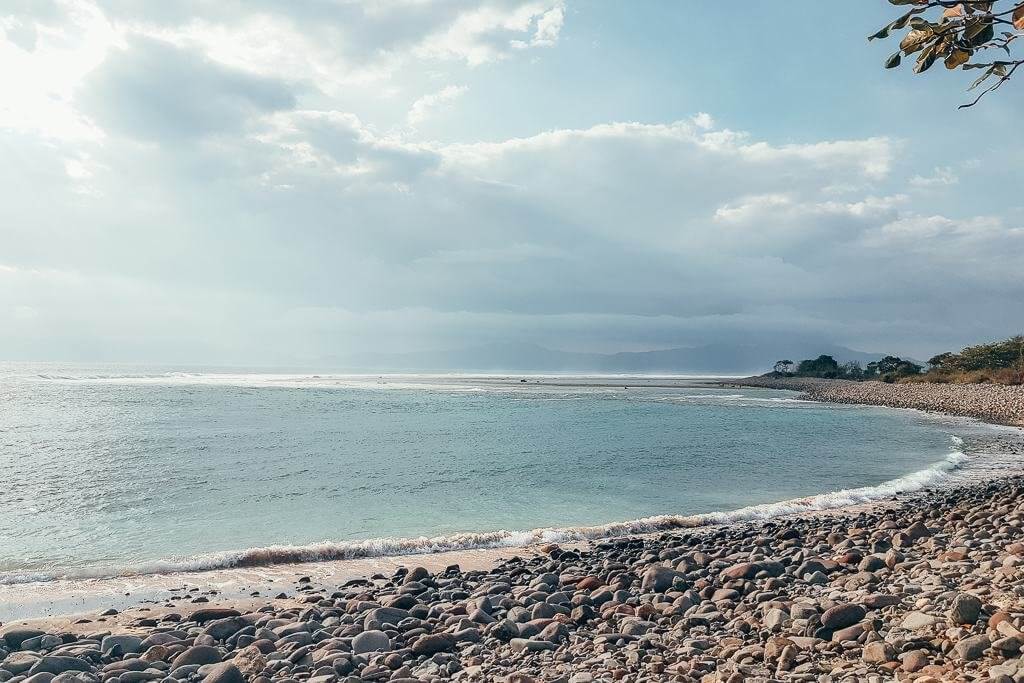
[862,641,895,664]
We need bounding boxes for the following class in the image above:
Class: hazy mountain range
[338,341,891,375]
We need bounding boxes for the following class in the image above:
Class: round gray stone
[351,630,390,655]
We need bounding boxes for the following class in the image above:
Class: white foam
[0,443,975,587]
[29,372,746,395]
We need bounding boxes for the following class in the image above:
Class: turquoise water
[0,364,966,583]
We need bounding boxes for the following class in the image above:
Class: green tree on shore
[773,359,795,374]
[923,335,1024,383]
[769,335,1024,385]
[797,355,841,378]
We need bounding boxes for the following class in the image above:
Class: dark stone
[26,657,92,676]
[202,662,244,683]
[820,603,866,630]
[202,618,248,641]
[410,633,455,656]
[2,629,46,650]
[189,609,241,624]
[170,646,222,670]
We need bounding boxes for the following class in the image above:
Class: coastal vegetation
[771,355,922,382]
[914,335,1024,384]
[771,334,1024,385]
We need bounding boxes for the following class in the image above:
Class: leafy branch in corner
[870,1,1024,107]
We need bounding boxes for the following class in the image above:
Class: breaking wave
[0,443,970,587]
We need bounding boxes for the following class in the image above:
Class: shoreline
[1,418,1001,623]
[727,375,1024,428]
[3,379,1024,681]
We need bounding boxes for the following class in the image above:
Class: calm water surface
[0,364,966,582]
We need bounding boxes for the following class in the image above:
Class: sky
[1,0,1022,365]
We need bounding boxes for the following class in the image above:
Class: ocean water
[0,363,979,585]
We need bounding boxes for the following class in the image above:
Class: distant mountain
[338,341,888,375]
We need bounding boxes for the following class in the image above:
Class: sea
[0,363,1013,598]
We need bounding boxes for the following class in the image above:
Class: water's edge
[3,378,1023,622]
[0,446,973,588]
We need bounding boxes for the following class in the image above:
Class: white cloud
[1,1,1020,362]
[909,165,959,188]
[714,194,905,224]
[407,84,468,126]
[7,97,1021,360]
[0,0,114,140]
[415,1,565,65]
[691,112,714,130]
[713,193,793,223]
[79,36,296,141]
[530,5,564,46]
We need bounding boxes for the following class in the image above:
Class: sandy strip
[0,545,561,627]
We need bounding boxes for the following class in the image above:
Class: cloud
[259,110,441,184]
[691,112,715,130]
[414,1,565,65]
[78,36,296,141]
[1,1,1021,363]
[0,0,113,140]
[909,166,959,188]
[407,85,468,126]
[83,0,565,89]
[525,5,564,47]
[6,99,1022,362]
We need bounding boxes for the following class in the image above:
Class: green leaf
[885,52,902,68]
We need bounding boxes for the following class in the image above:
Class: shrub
[768,335,1024,385]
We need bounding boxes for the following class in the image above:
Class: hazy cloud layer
[1,1,1021,364]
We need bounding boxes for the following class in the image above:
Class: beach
[3,379,1024,682]
[732,377,1024,428]
[6,0,1022,680]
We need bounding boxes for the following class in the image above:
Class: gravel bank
[733,377,1024,427]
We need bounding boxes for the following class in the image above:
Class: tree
[876,355,923,380]
[870,1,1024,107]
[899,359,924,375]
[773,359,795,374]
[955,334,1024,369]
[877,355,907,374]
[841,361,865,379]
[797,355,841,377]
[927,351,955,369]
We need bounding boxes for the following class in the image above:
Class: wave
[36,372,201,381]
[29,374,787,404]
[0,445,970,587]
[655,394,812,404]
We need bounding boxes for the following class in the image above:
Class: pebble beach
[3,380,1024,683]
[734,377,1024,428]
